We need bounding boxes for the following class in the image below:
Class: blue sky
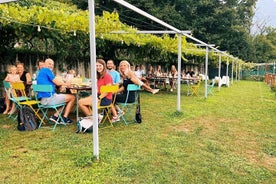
[254,0,276,28]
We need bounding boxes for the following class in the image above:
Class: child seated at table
[61,69,80,94]
[3,65,21,115]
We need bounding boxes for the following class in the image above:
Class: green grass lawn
[0,80,275,183]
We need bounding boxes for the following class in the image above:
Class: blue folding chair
[3,81,30,121]
[32,84,66,131]
[207,79,216,95]
[117,84,141,125]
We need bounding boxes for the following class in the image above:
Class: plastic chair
[117,84,141,125]
[10,82,42,123]
[219,76,230,87]
[191,80,201,96]
[32,84,66,131]
[98,84,119,126]
[207,79,216,95]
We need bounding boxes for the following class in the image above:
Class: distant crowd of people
[133,63,196,92]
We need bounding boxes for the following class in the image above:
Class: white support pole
[88,0,99,159]
[226,57,229,86]
[177,34,182,112]
[231,58,234,84]
[235,59,238,82]
[226,57,229,77]
[238,63,242,80]
[239,63,242,80]
[218,52,221,91]
[273,62,275,74]
[218,52,221,78]
[205,47,209,99]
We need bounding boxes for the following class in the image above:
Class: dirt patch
[171,123,192,133]
[2,124,12,129]
[245,150,276,171]
[168,116,227,135]
[227,129,276,172]
[263,156,276,171]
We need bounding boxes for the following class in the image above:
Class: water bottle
[32,73,37,84]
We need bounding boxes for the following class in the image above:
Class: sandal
[112,116,120,123]
[117,110,124,118]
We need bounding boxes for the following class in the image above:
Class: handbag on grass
[76,116,94,133]
[135,91,142,123]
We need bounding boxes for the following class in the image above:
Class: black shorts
[100,97,112,106]
[116,93,135,103]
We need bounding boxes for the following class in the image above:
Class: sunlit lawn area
[0,80,275,183]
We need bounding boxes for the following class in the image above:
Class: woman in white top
[169,65,178,92]
[155,65,163,77]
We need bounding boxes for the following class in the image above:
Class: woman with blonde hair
[111,60,159,121]
[118,60,159,96]
[169,64,178,92]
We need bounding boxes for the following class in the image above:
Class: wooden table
[147,76,200,91]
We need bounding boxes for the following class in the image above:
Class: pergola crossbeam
[0,0,16,3]
[109,30,191,34]
[137,30,191,34]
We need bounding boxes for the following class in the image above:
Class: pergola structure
[1,0,242,159]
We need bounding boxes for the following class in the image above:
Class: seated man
[36,58,76,124]
[106,59,121,84]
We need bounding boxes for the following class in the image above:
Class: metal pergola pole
[204,47,209,99]
[218,52,221,91]
[177,34,182,111]
[235,59,238,82]
[231,58,234,84]
[88,0,99,159]
[218,52,222,78]
[226,57,229,77]
[226,57,229,86]
[239,63,242,80]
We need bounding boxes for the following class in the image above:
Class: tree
[0,24,17,64]
[91,0,258,62]
[253,27,276,63]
